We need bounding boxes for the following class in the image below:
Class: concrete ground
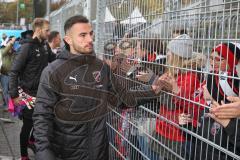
[0,108,34,160]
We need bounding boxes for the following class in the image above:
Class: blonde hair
[167,52,189,76]
[32,18,49,32]
[167,51,206,76]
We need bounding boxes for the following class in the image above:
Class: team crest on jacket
[92,71,101,82]
[211,122,221,135]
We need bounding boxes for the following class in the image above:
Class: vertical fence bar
[95,0,107,55]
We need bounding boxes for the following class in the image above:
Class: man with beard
[33,15,170,160]
[9,18,56,160]
[48,31,62,54]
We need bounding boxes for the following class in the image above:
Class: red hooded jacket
[155,72,200,142]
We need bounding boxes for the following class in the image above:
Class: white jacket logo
[69,75,77,82]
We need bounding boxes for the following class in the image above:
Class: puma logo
[69,75,77,82]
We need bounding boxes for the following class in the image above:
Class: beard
[40,34,47,41]
[72,42,93,54]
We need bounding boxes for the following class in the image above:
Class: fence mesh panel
[98,0,240,160]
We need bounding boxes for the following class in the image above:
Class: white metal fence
[96,0,240,160]
[49,0,97,40]
[49,0,85,39]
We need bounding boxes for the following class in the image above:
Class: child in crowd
[108,36,170,160]
[152,34,203,159]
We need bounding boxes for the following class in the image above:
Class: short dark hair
[21,30,33,39]
[48,31,59,42]
[64,15,89,34]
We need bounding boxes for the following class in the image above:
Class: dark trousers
[20,117,34,156]
[0,74,9,107]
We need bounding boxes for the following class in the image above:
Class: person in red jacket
[181,43,240,125]
[152,34,202,159]
[209,43,240,119]
[179,42,240,159]
[187,72,240,160]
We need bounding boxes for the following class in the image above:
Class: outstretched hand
[136,68,154,83]
[210,96,240,119]
[112,54,125,68]
[158,73,175,92]
[207,101,231,128]
[109,54,129,72]
[151,76,173,94]
[179,113,192,125]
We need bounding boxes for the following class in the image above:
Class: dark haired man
[9,18,55,160]
[21,30,34,40]
[33,15,168,160]
[48,31,61,54]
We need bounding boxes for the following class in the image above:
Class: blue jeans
[0,74,9,108]
[138,135,163,160]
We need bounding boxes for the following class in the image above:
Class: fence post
[95,0,106,56]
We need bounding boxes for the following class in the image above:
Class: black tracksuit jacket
[33,50,158,160]
[9,37,55,118]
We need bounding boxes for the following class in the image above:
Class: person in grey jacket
[33,15,170,160]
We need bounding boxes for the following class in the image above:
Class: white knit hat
[167,34,193,58]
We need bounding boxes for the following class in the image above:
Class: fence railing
[96,0,240,160]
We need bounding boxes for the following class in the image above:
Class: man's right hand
[13,97,21,106]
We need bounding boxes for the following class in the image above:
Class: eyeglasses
[210,52,225,62]
[210,56,225,62]
[118,40,137,50]
[104,39,138,52]
[104,41,117,51]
